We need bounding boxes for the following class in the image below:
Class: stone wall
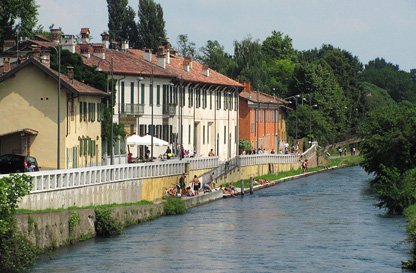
[15,204,164,250]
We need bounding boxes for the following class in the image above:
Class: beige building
[0,58,109,169]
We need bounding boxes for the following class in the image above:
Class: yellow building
[0,58,109,169]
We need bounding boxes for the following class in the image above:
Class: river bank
[14,155,361,271]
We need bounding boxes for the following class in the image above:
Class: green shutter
[157,85,160,105]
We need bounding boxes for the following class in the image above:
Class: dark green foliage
[360,58,416,104]
[0,174,37,272]
[0,0,38,49]
[198,40,233,75]
[164,197,187,215]
[403,204,416,269]
[370,166,416,214]
[239,139,252,154]
[137,0,166,51]
[361,82,396,111]
[95,208,122,237]
[107,0,140,48]
[176,34,197,58]
[359,105,416,177]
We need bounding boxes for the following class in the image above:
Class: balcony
[122,104,144,116]
[163,103,176,117]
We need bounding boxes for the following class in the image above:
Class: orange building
[239,82,289,153]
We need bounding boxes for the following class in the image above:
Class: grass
[16,200,154,214]
[225,155,363,189]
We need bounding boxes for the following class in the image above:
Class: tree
[262,30,298,62]
[107,0,140,48]
[0,0,38,50]
[137,0,166,50]
[231,35,267,91]
[360,58,416,103]
[176,34,197,58]
[198,40,233,75]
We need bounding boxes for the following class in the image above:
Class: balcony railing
[122,104,144,115]
[163,104,176,117]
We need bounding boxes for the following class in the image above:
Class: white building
[80,30,243,161]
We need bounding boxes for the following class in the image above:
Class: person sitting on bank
[220,185,236,197]
[128,153,133,163]
[184,186,194,196]
[208,149,215,156]
[203,183,212,192]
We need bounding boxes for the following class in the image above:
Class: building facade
[0,58,109,169]
[239,82,289,153]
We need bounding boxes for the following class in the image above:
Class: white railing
[238,154,299,166]
[185,156,219,170]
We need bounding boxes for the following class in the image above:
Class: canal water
[31,167,411,272]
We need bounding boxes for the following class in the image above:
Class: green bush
[403,205,416,269]
[164,197,187,215]
[94,208,122,237]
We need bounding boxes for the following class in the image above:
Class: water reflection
[31,167,410,272]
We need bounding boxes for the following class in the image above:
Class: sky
[36,0,416,72]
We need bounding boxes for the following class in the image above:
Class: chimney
[80,28,90,43]
[60,35,76,53]
[3,40,16,51]
[111,41,119,50]
[184,57,193,69]
[243,82,251,93]
[121,40,129,51]
[143,48,152,62]
[202,65,209,77]
[93,44,105,59]
[3,58,10,74]
[79,43,90,59]
[156,47,166,69]
[67,66,74,82]
[50,28,62,43]
[101,32,110,49]
[161,40,170,64]
[183,60,190,72]
[171,49,179,56]
[32,45,41,60]
[40,52,50,67]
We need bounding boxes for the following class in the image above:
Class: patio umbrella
[126,134,143,145]
[139,134,169,146]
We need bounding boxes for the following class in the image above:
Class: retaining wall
[15,204,164,250]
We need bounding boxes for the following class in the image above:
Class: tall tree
[137,0,166,50]
[262,30,298,62]
[231,35,267,91]
[198,40,233,75]
[0,0,38,50]
[176,34,197,58]
[107,0,139,48]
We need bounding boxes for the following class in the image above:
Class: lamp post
[179,76,183,160]
[95,57,114,165]
[234,85,239,156]
[42,45,61,169]
[257,90,260,152]
[137,67,154,162]
[285,94,300,143]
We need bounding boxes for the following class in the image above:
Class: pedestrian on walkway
[338,147,342,156]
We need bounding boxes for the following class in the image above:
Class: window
[141,84,145,104]
[157,85,160,105]
[235,92,238,110]
[224,92,227,110]
[210,91,213,109]
[260,110,263,122]
[131,82,134,105]
[191,88,194,107]
[256,109,259,122]
[83,102,87,122]
[224,126,227,144]
[188,88,192,107]
[174,86,178,104]
[188,125,191,144]
[79,102,83,122]
[218,91,221,109]
[230,94,233,110]
[130,124,134,134]
[149,84,153,105]
[182,87,185,106]
[97,103,100,121]
[121,82,125,113]
[207,125,210,144]
[203,125,205,144]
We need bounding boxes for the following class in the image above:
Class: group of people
[298,155,309,173]
[177,172,217,197]
[338,146,356,156]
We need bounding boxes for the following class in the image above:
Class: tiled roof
[0,58,109,97]
[80,47,175,79]
[240,90,287,104]
[79,45,242,88]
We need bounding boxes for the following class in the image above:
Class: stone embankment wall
[15,204,164,250]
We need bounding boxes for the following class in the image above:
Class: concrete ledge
[182,190,223,209]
